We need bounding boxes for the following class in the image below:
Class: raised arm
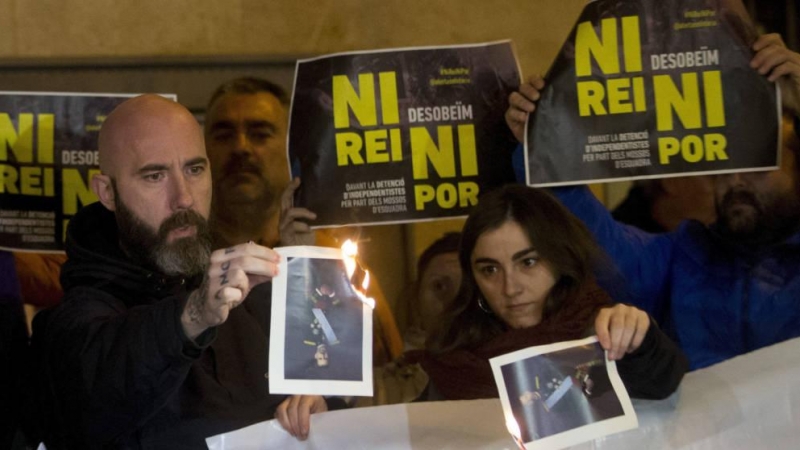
[504,79,677,315]
[751,33,800,112]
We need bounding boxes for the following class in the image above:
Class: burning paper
[341,239,376,309]
[268,245,373,397]
[490,337,637,450]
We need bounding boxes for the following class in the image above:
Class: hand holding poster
[490,337,637,450]
[0,92,175,252]
[526,0,780,186]
[288,41,520,227]
[269,246,373,397]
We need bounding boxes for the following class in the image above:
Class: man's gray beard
[113,186,211,277]
[152,229,211,277]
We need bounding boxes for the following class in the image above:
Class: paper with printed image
[490,336,637,450]
[269,246,373,397]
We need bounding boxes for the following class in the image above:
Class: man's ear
[91,174,116,211]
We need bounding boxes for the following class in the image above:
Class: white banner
[209,336,800,449]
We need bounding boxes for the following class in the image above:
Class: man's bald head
[98,95,204,177]
[91,94,213,276]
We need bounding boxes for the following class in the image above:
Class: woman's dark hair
[426,184,606,354]
[417,232,462,278]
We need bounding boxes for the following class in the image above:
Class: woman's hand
[275,395,328,441]
[595,304,650,361]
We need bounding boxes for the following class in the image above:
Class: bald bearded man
[28,95,331,450]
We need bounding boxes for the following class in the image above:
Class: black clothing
[30,203,285,449]
[615,320,687,399]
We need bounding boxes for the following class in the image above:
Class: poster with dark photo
[490,337,637,450]
[269,246,373,397]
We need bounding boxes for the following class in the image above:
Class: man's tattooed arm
[186,275,209,325]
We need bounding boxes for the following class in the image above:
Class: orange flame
[342,239,358,278]
[341,239,375,309]
[362,269,370,291]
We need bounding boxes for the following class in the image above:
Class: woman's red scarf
[412,283,612,400]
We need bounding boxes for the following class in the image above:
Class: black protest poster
[0,92,174,252]
[288,41,520,227]
[527,0,779,186]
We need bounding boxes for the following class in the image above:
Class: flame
[355,290,376,309]
[342,239,358,278]
[340,239,375,309]
[506,418,521,439]
[362,269,370,291]
[506,418,527,450]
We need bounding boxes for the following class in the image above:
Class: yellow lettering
[658,134,728,164]
[607,78,633,114]
[0,113,34,163]
[653,73,701,131]
[365,129,390,163]
[335,132,364,166]
[0,164,19,194]
[379,72,400,125]
[45,167,54,196]
[632,77,646,112]
[410,126,455,179]
[62,168,99,215]
[20,167,44,195]
[682,135,704,163]
[390,128,402,161]
[575,18,620,77]
[458,181,479,207]
[577,81,607,116]
[415,182,479,210]
[704,133,728,160]
[436,183,458,209]
[658,137,680,164]
[414,184,435,210]
[333,74,377,128]
[457,124,477,176]
[621,16,642,72]
[703,71,725,127]
[336,129,404,166]
[37,114,55,163]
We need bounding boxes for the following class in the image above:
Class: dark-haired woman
[412,184,688,401]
